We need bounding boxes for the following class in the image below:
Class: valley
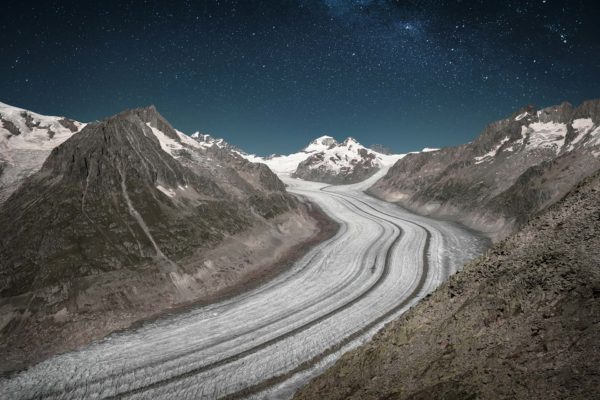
[0,168,488,399]
[2,2,598,398]
[1,99,598,399]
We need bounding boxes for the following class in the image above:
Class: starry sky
[2,0,599,155]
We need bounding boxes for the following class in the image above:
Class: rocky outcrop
[0,106,332,373]
[369,99,600,240]
[296,171,600,400]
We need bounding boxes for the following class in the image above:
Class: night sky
[2,1,599,155]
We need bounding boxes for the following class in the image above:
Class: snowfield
[0,167,488,400]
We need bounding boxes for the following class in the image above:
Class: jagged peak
[109,105,179,141]
[342,137,362,147]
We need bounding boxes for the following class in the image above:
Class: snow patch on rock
[475,137,510,164]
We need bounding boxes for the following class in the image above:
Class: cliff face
[296,172,600,400]
[369,99,600,240]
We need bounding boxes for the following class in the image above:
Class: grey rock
[1,117,21,137]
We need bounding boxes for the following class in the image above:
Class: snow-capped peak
[0,101,85,202]
[341,136,362,149]
[0,101,85,155]
[239,135,402,182]
[304,135,338,152]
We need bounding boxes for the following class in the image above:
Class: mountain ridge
[368,98,600,240]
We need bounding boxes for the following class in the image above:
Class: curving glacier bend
[0,168,488,400]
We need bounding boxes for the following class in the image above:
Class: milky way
[1,0,599,154]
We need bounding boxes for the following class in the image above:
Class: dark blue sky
[2,0,599,155]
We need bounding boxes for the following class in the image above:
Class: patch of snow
[515,112,529,121]
[190,131,227,148]
[422,147,439,152]
[524,121,567,154]
[568,118,596,150]
[175,129,202,149]
[474,137,510,164]
[156,184,176,198]
[147,123,184,156]
[572,118,594,132]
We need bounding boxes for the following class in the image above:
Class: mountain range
[1,98,599,389]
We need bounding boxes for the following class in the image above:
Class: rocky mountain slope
[245,135,400,184]
[0,105,330,372]
[369,99,600,240]
[0,102,84,203]
[296,170,600,400]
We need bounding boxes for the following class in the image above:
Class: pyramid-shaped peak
[113,105,179,140]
